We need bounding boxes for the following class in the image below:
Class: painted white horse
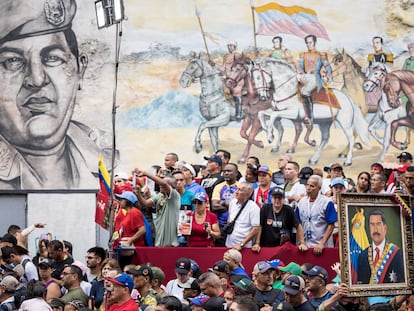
[179,53,236,153]
[363,62,407,161]
[255,58,370,166]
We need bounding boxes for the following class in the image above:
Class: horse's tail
[351,103,371,147]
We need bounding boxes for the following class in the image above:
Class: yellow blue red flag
[95,155,111,229]
[254,2,330,40]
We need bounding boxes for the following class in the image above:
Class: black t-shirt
[272,171,285,187]
[255,288,284,307]
[260,204,299,247]
[294,300,315,311]
[201,173,224,203]
[51,255,74,280]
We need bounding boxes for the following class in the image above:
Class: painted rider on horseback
[220,41,244,121]
[298,34,332,127]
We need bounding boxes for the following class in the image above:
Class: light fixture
[94,0,125,29]
[94,0,125,254]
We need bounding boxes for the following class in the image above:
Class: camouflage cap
[0,0,76,43]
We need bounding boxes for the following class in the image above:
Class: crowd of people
[0,149,413,310]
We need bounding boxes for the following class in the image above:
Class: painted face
[0,32,86,150]
[372,38,383,52]
[305,37,315,51]
[369,214,387,246]
[228,44,236,53]
[273,38,282,49]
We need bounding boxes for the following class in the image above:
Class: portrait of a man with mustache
[357,209,405,284]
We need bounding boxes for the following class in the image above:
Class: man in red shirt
[107,273,138,311]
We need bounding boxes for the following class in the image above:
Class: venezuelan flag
[95,155,111,229]
[254,2,330,40]
[349,208,369,283]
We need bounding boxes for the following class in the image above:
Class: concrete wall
[26,193,98,262]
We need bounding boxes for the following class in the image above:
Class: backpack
[21,258,30,282]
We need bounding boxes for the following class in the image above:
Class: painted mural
[1,0,413,190]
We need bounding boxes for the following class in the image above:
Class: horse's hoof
[286,148,295,154]
[343,161,352,167]
[271,147,280,153]
[354,142,363,150]
[267,136,274,144]
[195,144,202,154]
[237,158,246,164]
[254,141,264,149]
[308,159,318,165]
[398,142,408,150]
[338,153,347,158]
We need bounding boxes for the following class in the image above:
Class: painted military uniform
[0,0,117,190]
[299,50,332,91]
[368,51,394,67]
[0,122,115,190]
[298,50,332,124]
[403,57,414,71]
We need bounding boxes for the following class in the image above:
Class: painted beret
[0,0,76,43]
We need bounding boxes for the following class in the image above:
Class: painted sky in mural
[1,0,412,190]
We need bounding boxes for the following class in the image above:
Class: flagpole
[250,0,258,56]
[195,6,211,61]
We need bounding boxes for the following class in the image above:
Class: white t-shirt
[225,199,260,248]
[165,277,195,302]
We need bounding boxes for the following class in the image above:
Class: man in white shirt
[284,161,306,205]
[165,257,195,302]
[225,182,260,252]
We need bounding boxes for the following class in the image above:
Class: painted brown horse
[383,70,414,150]
[225,56,273,163]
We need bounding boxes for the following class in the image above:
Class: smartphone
[40,233,48,240]
[204,222,209,230]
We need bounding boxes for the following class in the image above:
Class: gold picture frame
[338,193,414,296]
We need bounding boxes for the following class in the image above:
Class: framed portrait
[338,193,414,296]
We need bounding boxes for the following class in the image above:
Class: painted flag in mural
[254,2,330,40]
[95,155,111,230]
[349,208,369,283]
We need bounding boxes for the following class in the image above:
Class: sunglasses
[192,200,204,205]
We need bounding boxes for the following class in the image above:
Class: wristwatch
[240,242,245,247]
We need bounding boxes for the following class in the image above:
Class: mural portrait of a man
[0,0,112,190]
